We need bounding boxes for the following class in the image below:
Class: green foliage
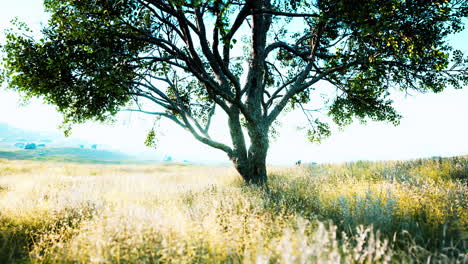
[306,119,331,143]
[2,0,149,126]
[268,0,467,129]
[321,0,465,126]
[144,129,158,149]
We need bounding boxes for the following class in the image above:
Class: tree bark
[231,123,269,185]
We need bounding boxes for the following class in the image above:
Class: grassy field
[0,157,466,263]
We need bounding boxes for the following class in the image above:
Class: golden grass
[0,157,466,263]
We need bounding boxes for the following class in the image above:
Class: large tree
[1,0,467,184]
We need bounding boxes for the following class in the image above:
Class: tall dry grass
[0,157,466,263]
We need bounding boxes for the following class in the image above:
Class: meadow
[0,156,466,263]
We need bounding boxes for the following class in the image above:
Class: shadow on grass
[0,202,98,263]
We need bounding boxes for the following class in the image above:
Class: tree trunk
[232,124,269,185]
[228,0,272,186]
[233,154,268,185]
[242,155,268,185]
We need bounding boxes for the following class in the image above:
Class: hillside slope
[0,147,134,163]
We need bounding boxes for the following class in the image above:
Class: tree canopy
[1,0,467,184]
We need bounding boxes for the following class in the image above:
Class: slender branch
[252,9,319,18]
[122,109,186,128]
[298,102,316,128]
[264,75,298,110]
[209,9,242,96]
[136,0,186,39]
[267,61,356,124]
[129,90,174,110]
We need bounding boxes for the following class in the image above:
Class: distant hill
[0,122,141,164]
[0,147,134,164]
[0,123,49,143]
[0,122,65,148]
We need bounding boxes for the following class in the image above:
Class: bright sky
[0,1,467,164]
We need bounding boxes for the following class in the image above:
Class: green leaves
[144,129,158,149]
[329,93,401,128]
[296,0,468,129]
[1,0,151,128]
[306,120,331,143]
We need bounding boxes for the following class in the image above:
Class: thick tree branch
[203,104,216,134]
[265,41,309,60]
[222,1,254,65]
[180,110,233,156]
